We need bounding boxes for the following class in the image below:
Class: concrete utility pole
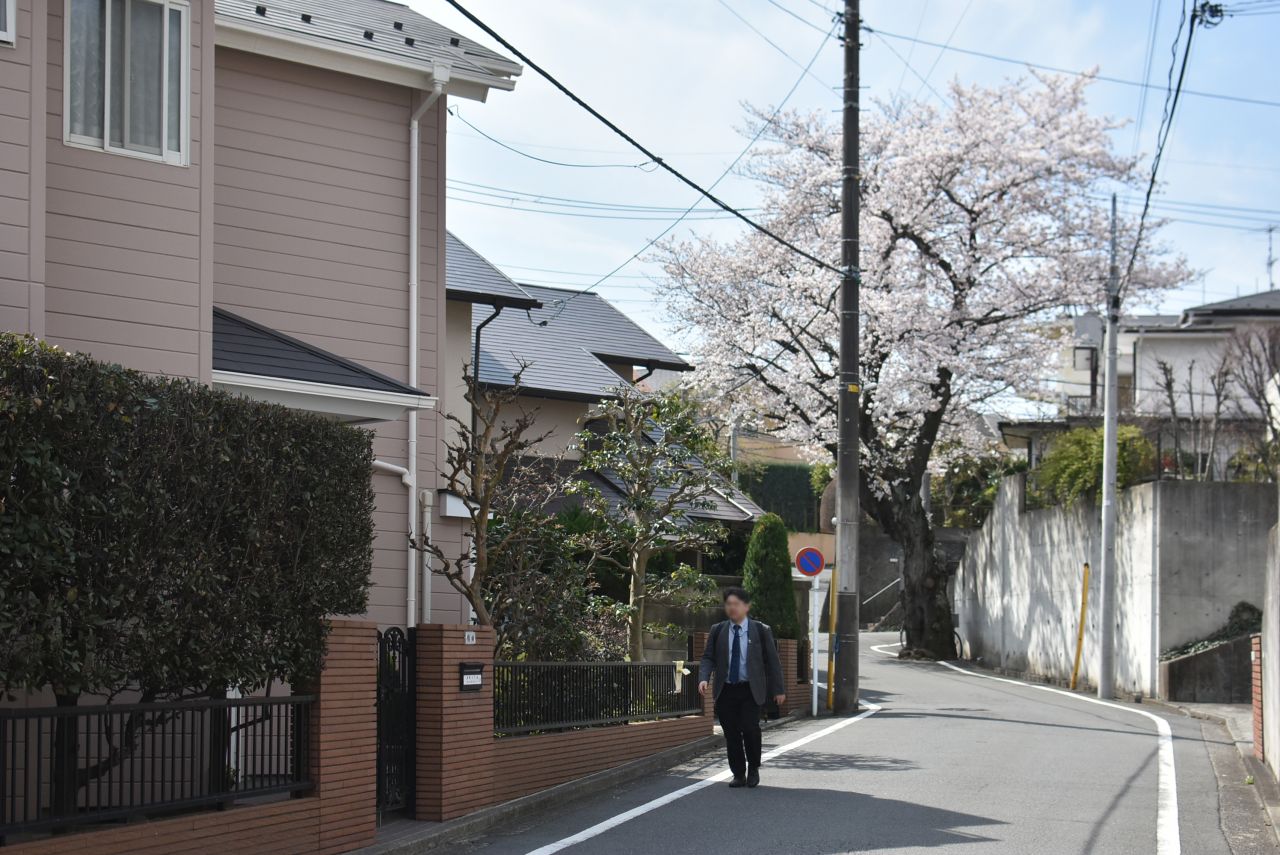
[833,0,862,714]
[1097,194,1120,700]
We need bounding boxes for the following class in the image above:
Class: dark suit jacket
[698,618,785,706]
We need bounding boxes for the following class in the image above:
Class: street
[457,632,1263,855]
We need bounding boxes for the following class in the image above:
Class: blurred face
[724,594,750,623]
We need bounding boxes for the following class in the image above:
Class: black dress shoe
[728,777,747,788]
[746,769,760,788]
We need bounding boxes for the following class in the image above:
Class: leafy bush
[1032,426,1156,506]
[741,513,801,638]
[740,463,819,531]
[0,334,374,701]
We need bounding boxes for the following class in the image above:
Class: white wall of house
[1133,332,1238,416]
[524,396,591,460]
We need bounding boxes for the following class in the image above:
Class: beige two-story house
[1,0,521,627]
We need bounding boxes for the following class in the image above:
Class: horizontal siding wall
[213,48,460,628]
[43,0,205,378]
[0,0,32,332]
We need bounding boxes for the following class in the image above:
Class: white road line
[522,702,882,855]
[871,641,1180,855]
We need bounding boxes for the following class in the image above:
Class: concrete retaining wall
[955,476,1273,699]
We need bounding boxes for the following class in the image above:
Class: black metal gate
[376,627,415,819]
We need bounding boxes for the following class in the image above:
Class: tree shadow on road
[763,749,918,773]
[691,785,1006,853]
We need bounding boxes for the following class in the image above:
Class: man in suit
[698,586,786,788]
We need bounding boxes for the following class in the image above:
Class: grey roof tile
[446,232,541,309]
[1186,290,1280,316]
[214,0,520,88]
[213,307,425,396]
[472,284,692,400]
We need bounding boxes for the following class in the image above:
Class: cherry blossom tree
[657,74,1190,658]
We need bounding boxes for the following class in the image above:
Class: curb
[358,713,808,854]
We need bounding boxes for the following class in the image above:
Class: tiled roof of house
[445,233,541,309]
[213,307,426,396]
[214,0,520,93]
[1184,290,1280,318]
[471,284,692,401]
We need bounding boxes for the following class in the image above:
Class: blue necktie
[729,625,742,684]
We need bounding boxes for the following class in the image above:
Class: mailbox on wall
[459,662,485,692]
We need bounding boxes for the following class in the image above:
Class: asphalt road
[456,632,1264,855]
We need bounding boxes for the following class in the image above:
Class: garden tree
[657,74,1188,657]
[931,453,1027,529]
[574,384,729,660]
[1155,356,1234,480]
[1034,425,1156,504]
[482,507,629,661]
[1225,324,1280,478]
[741,513,801,638]
[413,363,564,627]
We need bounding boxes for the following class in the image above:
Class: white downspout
[418,489,434,624]
[407,65,449,629]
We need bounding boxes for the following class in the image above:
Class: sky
[410,0,1280,356]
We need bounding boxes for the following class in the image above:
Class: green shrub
[0,334,374,701]
[1033,425,1156,506]
[740,463,819,531]
[741,513,801,638]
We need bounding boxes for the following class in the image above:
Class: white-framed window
[64,0,189,165]
[0,0,15,46]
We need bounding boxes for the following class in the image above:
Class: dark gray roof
[1184,290,1280,319]
[214,0,520,92]
[473,284,692,401]
[213,307,426,396]
[445,233,541,309]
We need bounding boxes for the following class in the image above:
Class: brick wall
[8,620,378,855]
[1255,633,1265,761]
[417,625,711,821]
[415,624,496,821]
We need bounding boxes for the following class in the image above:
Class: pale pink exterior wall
[211,48,466,627]
[42,0,213,379]
[0,0,41,335]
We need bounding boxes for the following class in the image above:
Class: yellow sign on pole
[1070,563,1091,691]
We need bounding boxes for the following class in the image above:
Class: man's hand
[774,694,786,706]
[698,680,709,698]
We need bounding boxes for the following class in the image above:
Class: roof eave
[446,288,542,311]
[214,16,516,101]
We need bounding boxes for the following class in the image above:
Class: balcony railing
[0,695,313,839]
[494,661,701,736]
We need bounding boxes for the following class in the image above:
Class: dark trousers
[715,682,762,778]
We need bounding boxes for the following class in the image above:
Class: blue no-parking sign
[795,546,825,577]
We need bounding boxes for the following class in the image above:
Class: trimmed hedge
[742,513,801,639]
[0,335,374,700]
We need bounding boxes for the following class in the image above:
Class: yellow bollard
[826,566,837,710]
[1070,563,1091,691]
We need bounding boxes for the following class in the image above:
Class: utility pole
[833,0,861,714]
[1098,194,1120,700]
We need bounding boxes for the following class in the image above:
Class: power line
[914,0,973,101]
[868,29,946,105]
[448,108,656,170]
[765,0,835,35]
[860,23,1280,109]
[1119,1,1201,296]
[447,194,747,221]
[448,178,763,214]
[443,0,843,279]
[893,0,931,98]
[1130,0,1163,158]
[716,0,836,90]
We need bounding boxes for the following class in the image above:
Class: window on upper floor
[64,0,189,165]
[0,0,15,45]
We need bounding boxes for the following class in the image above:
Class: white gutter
[405,65,450,629]
[373,459,412,487]
[418,489,434,624]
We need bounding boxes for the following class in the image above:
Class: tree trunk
[628,549,650,661]
[888,502,955,659]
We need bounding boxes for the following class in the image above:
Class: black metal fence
[0,695,313,839]
[493,662,702,736]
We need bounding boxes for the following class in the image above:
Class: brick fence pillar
[1254,633,1265,761]
[308,619,378,855]
[415,625,496,821]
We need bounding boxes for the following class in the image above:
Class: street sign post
[795,547,824,577]
[795,547,825,715]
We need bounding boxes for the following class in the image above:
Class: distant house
[442,233,763,537]
[1001,291,1280,476]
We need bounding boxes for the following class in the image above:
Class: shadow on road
[764,749,918,773]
